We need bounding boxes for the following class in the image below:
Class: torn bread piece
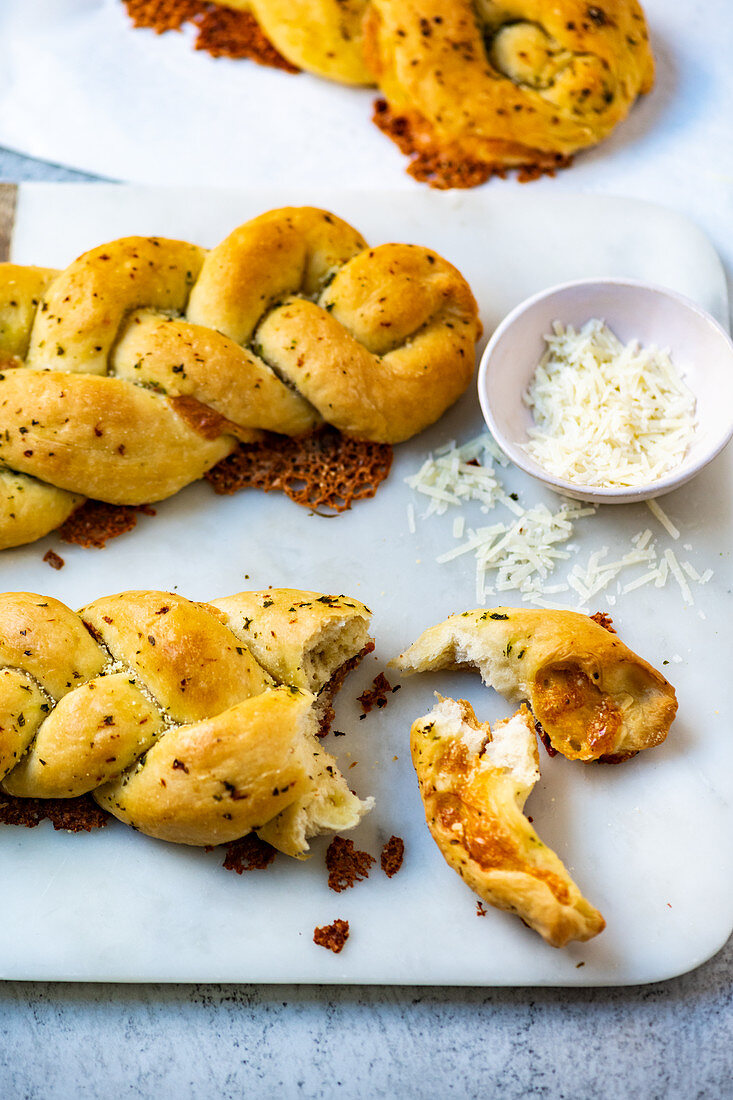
[396,608,677,762]
[411,696,605,947]
[256,717,375,859]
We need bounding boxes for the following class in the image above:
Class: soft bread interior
[394,617,523,700]
[411,695,605,947]
[258,719,374,859]
[300,617,373,695]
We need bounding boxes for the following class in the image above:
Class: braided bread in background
[217,0,373,84]
[202,0,653,184]
[0,588,375,856]
[0,206,481,549]
[366,0,654,185]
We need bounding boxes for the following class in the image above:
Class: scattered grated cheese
[405,431,714,611]
[523,320,696,489]
[664,548,694,605]
[646,498,680,540]
[681,561,700,583]
[404,434,507,520]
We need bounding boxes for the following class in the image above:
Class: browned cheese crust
[325,835,375,892]
[204,425,393,515]
[0,207,480,550]
[380,834,404,877]
[395,607,677,762]
[0,588,374,855]
[313,918,350,952]
[126,0,369,80]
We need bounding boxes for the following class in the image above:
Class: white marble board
[1,184,731,985]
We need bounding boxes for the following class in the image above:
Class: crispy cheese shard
[396,608,677,762]
[411,697,605,947]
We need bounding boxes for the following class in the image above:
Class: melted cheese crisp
[523,320,697,488]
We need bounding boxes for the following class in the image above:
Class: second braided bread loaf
[0,587,375,857]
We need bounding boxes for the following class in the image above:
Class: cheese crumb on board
[523,320,697,488]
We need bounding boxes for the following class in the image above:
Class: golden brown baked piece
[365,0,654,186]
[412,696,605,946]
[395,608,677,762]
[0,206,480,549]
[221,0,373,84]
[0,588,374,855]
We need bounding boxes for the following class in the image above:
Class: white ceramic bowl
[477,278,733,503]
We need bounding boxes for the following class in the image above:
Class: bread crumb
[42,548,65,570]
[326,836,375,892]
[380,835,404,877]
[222,833,276,874]
[357,672,392,714]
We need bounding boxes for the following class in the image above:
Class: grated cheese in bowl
[522,320,697,489]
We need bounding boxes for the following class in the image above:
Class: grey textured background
[0,147,731,1100]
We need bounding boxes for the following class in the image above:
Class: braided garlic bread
[0,206,480,550]
[412,697,605,946]
[395,608,677,762]
[366,0,654,186]
[199,0,653,185]
[0,588,374,856]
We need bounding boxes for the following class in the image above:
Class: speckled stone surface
[1,952,732,1099]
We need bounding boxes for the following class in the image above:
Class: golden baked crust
[411,696,605,946]
[0,588,374,855]
[0,206,480,549]
[364,0,654,186]
[395,607,677,762]
[246,0,372,84]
